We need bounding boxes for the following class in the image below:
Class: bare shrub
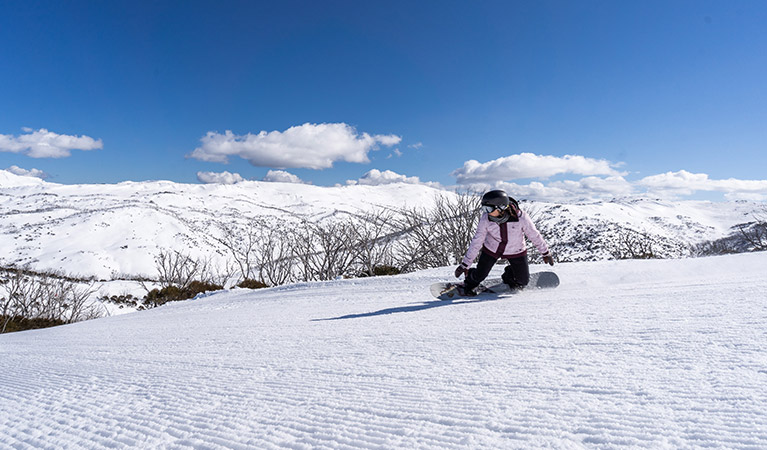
[692,238,741,256]
[257,225,296,286]
[214,219,268,283]
[607,228,657,260]
[394,192,481,272]
[152,249,214,290]
[735,219,767,252]
[204,192,482,284]
[1,267,102,333]
[350,210,398,277]
[694,208,767,256]
[298,220,358,281]
[394,207,448,272]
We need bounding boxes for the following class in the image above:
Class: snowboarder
[454,190,554,296]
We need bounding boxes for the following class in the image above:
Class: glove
[454,264,469,278]
[542,253,555,266]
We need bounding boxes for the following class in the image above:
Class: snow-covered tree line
[210,193,485,286]
[0,268,103,333]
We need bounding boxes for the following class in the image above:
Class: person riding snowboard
[455,189,554,296]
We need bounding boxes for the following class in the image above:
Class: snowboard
[430,271,560,300]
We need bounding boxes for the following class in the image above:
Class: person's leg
[502,254,530,288]
[463,252,497,292]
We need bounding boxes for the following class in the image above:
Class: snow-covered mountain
[2,252,766,448]
[1,170,763,280]
[0,171,442,279]
[528,198,763,261]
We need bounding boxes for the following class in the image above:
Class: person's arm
[520,211,554,265]
[459,215,489,270]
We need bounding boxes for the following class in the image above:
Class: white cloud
[187,123,401,169]
[5,165,49,179]
[197,171,245,184]
[639,170,767,199]
[460,176,634,203]
[445,153,767,202]
[452,153,624,184]
[408,142,423,149]
[262,170,306,184]
[553,176,635,198]
[375,135,403,146]
[348,169,423,186]
[0,128,102,158]
[639,170,709,196]
[347,169,444,189]
[497,181,578,202]
[458,170,767,203]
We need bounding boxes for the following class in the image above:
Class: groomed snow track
[2,253,767,449]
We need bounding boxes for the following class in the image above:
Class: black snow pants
[463,252,530,292]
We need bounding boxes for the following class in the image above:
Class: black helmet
[482,190,520,223]
[481,190,510,209]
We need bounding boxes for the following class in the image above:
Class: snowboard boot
[457,284,478,297]
[502,271,526,292]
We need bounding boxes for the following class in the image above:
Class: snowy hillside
[2,253,766,448]
[0,171,444,279]
[530,198,763,261]
[1,170,763,281]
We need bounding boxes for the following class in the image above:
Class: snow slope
[2,253,766,449]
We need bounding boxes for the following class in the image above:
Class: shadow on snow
[313,296,501,321]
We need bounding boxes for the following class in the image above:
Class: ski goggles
[481,204,507,214]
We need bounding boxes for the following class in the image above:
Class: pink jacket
[461,210,549,267]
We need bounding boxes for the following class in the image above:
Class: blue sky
[1,0,766,201]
